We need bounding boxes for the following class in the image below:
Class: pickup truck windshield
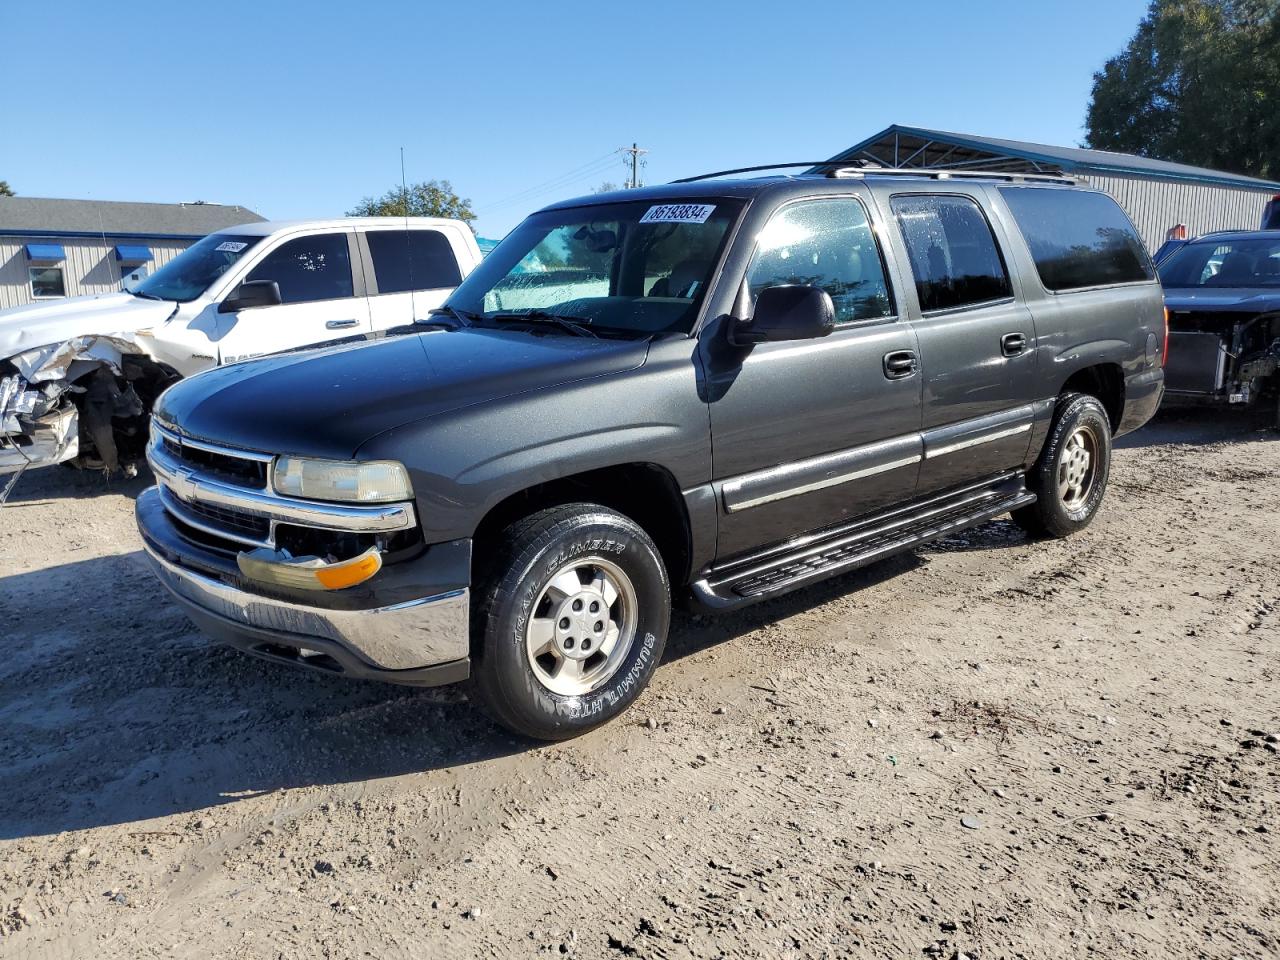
[447,199,743,335]
[1159,237,1280,288]
[131,233,264,302]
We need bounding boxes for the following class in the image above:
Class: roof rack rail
[671,162,843,184]
[828,166,1076,185]
[670,162,1076,186]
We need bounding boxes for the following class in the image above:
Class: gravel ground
[0,408,1277,959]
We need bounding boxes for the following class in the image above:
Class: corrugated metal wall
[1076,173,1276,251]
[0,236,193,310]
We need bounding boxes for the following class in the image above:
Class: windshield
[446,199,743,335]
[1158,237,1280,288]
[131,232,264,302]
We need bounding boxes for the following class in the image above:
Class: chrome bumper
[142,538,471,680]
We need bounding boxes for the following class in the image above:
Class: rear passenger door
[361,228,464,331]
[888,192,1041,495]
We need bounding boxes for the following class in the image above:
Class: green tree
[1085,0,1280,179]
[347,179,475,224]
[593,182,620,194]
[0,181,13,197]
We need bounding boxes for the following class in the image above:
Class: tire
[470,503,671,740]
[1011,393,1112,539]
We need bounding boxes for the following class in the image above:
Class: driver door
[216,230,371,364]
[704,196,924,560]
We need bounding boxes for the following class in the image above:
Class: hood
[1163,287,1280,314]
[155,328,650,460]
[0,291,176,360]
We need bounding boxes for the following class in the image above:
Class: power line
[477,149,624,213]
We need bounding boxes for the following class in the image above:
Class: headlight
[273,457,413,503]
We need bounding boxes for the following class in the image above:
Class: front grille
[180,497,272,539]
[162,435,266,488]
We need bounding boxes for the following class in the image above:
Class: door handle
[1001,332,1028,357]
[883,350,918,380]
[326,319,359,330]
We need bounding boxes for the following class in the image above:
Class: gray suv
[136,166,1166,739]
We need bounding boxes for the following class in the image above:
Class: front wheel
[471,504,670,740]
[1012,393,1112,539]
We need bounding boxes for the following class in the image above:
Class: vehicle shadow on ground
[1116,406,1278,449]
[1,463,152,506]
[0,547,931,840]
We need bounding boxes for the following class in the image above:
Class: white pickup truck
[0,217,481,484]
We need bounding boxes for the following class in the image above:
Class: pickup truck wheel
[471,504,670,740]
[1012,393,1112,539]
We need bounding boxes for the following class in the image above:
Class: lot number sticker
[215,241,248,253]
[640,204,716,224]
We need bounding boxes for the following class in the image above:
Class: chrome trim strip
[721,434,923,514]
[157,484,272,549]
[141,538,470,670]
[153,421,275,465]
[148,443,416,535]
[727,454,921,512]
[925,422,1031,459]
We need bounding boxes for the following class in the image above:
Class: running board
[691,474,1035,611]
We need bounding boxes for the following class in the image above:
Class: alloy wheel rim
[525,556,638,696]
[1057,425,1099,509]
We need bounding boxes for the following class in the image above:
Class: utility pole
[623,143,648,189]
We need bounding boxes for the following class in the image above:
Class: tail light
[1162,306,1170,366]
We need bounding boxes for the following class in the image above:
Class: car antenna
[399,146,423,325]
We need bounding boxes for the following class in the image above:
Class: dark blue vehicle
[1159,230,1280,424]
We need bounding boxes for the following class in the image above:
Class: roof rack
[670,161,1075,186]
[828,166,1076,185]
[671,163,844,184]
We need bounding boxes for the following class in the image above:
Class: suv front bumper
[137,487,471,686]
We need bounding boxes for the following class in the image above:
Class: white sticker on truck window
[215,241,248,253]
[640,204,716,225]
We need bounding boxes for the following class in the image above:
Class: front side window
[1158,237,1280,288]
[247,233,354,304]
[999,187,1153,291]
[446,198,742,335]
[132,232,263,302]
[366,229,463,293]
[891,194,1011,313]
[30,266,65,299]
[746,198,893,324]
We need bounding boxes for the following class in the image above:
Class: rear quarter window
[999,187,1154,292]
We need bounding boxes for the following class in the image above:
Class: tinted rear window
[366,229,463,293]
[999,187,1153,291]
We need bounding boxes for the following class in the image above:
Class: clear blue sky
[2,0,1150,238]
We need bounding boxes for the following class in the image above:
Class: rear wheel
[471,504,670,740]
[1012,393,1112,538]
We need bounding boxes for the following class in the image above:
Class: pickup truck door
[215,230,372,364]
[704,196,923,561]
[359,227,467,332]
[885,191,1040,496]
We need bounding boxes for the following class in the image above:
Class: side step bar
[691,474,1035,611]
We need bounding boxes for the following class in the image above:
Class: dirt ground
[0,408,1277,959]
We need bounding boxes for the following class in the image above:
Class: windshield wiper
[489,311,599,338]
[421,306,480,329]
[127,288,164,301]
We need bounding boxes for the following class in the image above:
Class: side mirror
[729,284,835,345]
[219,279,282,313]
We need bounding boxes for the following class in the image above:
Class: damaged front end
[0,335,179,492]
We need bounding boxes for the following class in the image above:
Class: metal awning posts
[114,244,153,263]
[24,243,65,262]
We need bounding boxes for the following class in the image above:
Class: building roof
[827,125,1280,192]
[0,196,267,240]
